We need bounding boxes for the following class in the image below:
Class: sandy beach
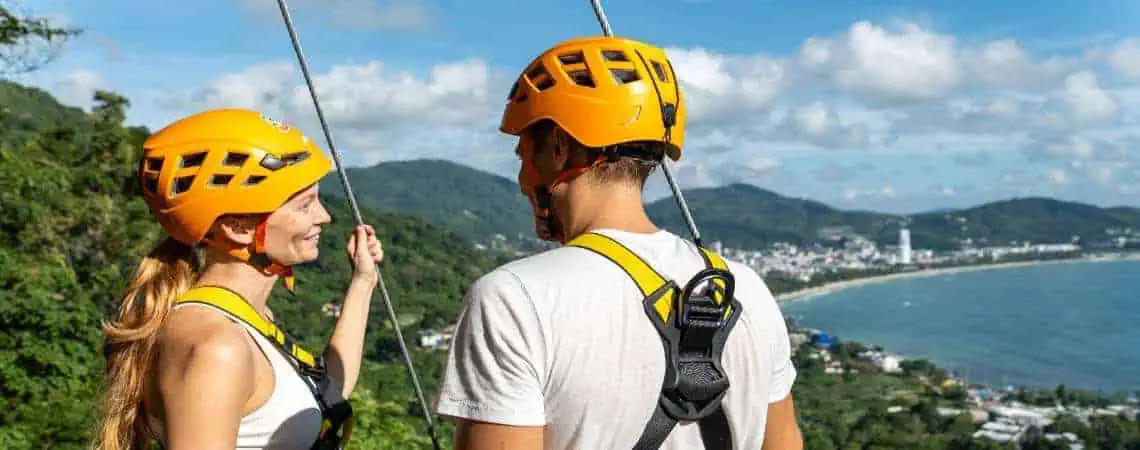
[775,252,1140,302]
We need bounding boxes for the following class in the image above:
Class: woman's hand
[346,224,382,286]
[330,225,384,397]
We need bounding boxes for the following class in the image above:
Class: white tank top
[147,303,323,449]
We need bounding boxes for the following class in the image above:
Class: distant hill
[648,185,1140,251]
[645,183,891,249]
[320,159,533,243]
[327,160,1140,251]
[0,80,90,148]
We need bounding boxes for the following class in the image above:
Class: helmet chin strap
[525,153,607,244]
[203,215,297,293]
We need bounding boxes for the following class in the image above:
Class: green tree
[0,3,82,73]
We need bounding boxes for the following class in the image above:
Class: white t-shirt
[434,228,796,449]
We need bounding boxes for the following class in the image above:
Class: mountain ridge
[331,160,1140,251]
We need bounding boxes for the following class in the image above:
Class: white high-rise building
[899,227,912,265]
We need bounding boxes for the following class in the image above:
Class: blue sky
[11,0,1140,213]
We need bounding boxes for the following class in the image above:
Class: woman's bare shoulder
[156,306,256,389]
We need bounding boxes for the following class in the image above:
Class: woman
[95,108,382,450]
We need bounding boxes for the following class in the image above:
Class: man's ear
[550,128,575,170]
[214,215,258,246]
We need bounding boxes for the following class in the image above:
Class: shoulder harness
[566,232,743,450]
[172,286,354,450]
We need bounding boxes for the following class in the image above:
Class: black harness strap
[566,232,742,450]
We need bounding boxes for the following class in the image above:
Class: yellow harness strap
[565,232,733,323]
[174,286,354,448]
[567,231,742,450]
[176,286,318,368]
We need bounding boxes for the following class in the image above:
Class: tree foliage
[0,3,82,74]
[0,78,494,448]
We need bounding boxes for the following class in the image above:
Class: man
[434,35,803,450]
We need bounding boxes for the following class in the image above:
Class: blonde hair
[95,237,199,450]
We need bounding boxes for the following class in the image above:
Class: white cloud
[963,39,1077,90]
[237,0,432,31]
[175,58,495,129]
[666,47,789,125]
[887,69,1122,142]
[53,69,108,108]
[797,21,961,104]
[127,14,1138,209]
[1045,168,1069,185]
[1086,163,1123,185]
[1020,133,1135,184]
[795,20,1088,109]
[1092,37,1140,83]
[842,185,896,201]
[772,101,872,149]
[1049,70,1119,125]
[160,57,498,167]
[180,61,296,109]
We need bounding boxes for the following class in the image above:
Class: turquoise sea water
[779,259,1140,394]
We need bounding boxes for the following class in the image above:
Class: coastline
[774,252,1140,302]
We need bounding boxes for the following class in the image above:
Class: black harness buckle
[653,268,740,422]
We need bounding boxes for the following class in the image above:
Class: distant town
[472,224,1140,285]
[788,328,1135,449]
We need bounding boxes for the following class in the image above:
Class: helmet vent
[180,151,207,169]
[223,152,249,167]
[610,68,640,84]
[558,52,585,65]
[172,175,195,196]
[651,61,670,83]
[602,50,630,62]
[507,80,520,100]
[569,70,595,87]
[281,151,310,165]
[526,63,555,91]
[209,174,233,187]
[145,157,164,172]
[244,175,267,186]
[557,51,595,87]
[143,175,159,194]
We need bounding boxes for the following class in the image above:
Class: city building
[899,227,912,265]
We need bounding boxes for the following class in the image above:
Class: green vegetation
[0,75,490,448]
[1,4,82,74]
[320,159,533,243]
[325,162,1140,252]
[788,330,1140,450]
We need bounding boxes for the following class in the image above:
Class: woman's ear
[214,215,258,246]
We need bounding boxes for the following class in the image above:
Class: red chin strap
[205,215,297,293]
[253,217,296,292]
[520,145,606,244]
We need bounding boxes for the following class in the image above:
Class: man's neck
[195,251,279,318]
[558,181,659,240]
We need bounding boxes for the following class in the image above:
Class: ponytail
[95,237,199,450]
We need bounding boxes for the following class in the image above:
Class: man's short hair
[526,119,665,188]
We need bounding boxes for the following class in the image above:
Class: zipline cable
[587,0,704,247]
[272,1,442,448]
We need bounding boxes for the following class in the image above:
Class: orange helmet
[138,108,333,289]
[501,35,686,160]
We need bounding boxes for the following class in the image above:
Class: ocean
[779,259,1140,395]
